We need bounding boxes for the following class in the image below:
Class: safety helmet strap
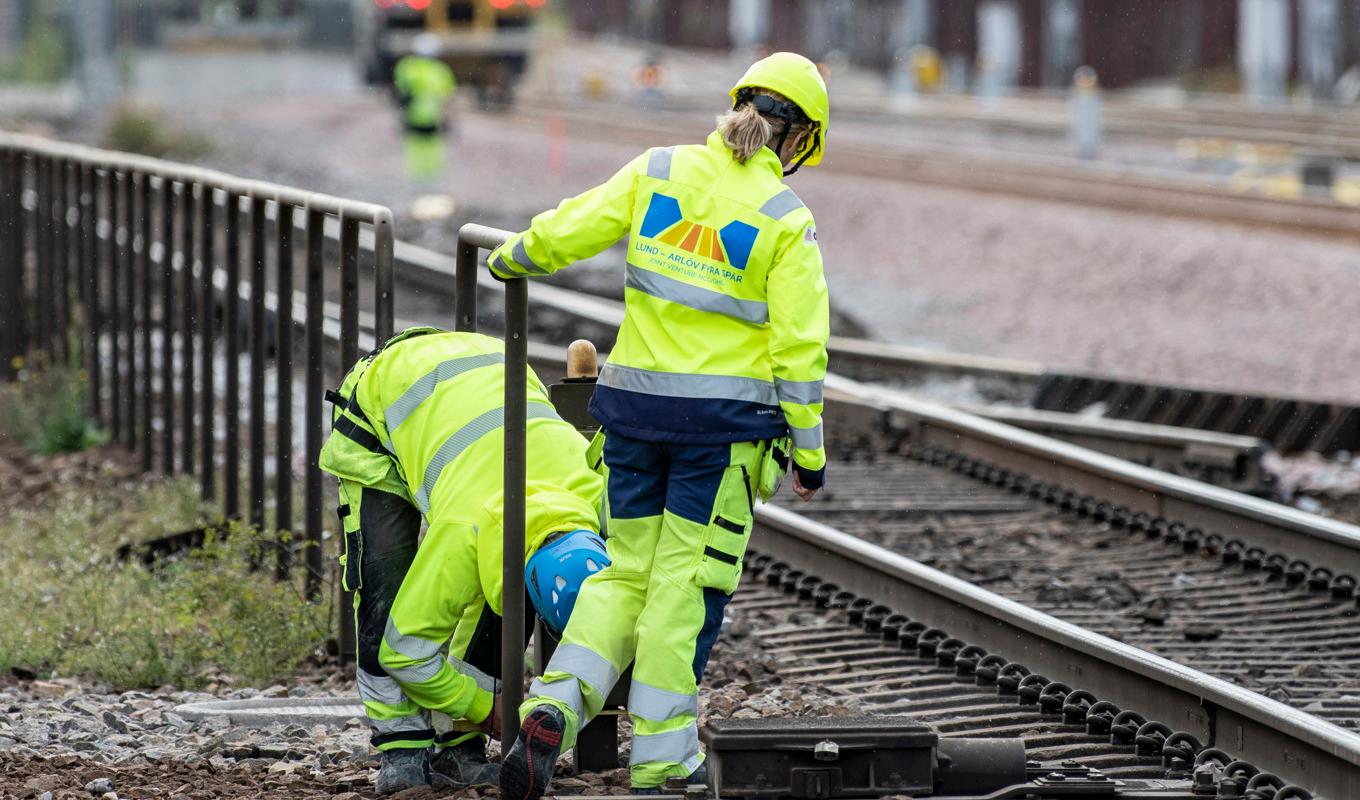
[735,88,815,173]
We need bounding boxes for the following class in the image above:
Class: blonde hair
[716,89,805,164]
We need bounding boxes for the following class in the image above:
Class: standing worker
[319,327,609,794]
[393,33,457,182]
[487,52,830,799]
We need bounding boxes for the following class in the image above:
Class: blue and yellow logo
[638,193,759,270]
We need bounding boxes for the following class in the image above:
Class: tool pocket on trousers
[337,503,364,593]
[695,465,755,594]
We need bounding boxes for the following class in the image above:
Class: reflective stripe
[448,655,498,693]
[386,655,445,686]
[493,252,548,277]
[370,714,432,736]
[512,238,550,276]
[775,377,823,406]
[384,618,443,662]
[758,188,804,220]
[529,676,585,720]
[600,363,778,406]
[625,264,769,325]
[647,147,674,180]
[357,668,407,707]
[384,353,505,436]
[627,680,699,722]
[629,723,700,766]
[789,421,823,450]
[545,643,619,697]
[415,402,562,511]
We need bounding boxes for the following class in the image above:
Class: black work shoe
[499,705,565,800]
[375,747,430,795]
[431,738,501,787]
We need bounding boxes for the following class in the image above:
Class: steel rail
[748,502,1360,798]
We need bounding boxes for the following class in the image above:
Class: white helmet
[412,33,440,59]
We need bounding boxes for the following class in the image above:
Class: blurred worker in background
[393,33,457,182]
[319,327,608,794]
[487,52,831,799]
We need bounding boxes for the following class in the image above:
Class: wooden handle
[566,339,598,379]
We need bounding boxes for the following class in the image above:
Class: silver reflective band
[416,402,562,511]
[386,654,445,686]
[629,723,700,765]
[384,618,443,662]
[385,353,505,436]
[530,676,585,720]
[600,363,778,406]
[625,265,768,325]
[448,655,498,693]
[774,377,823,406]
[627,680,699,722]
[647,147,674,180]
[789,421,823,450]
[370,715,432,735]
[546,643,619,697]
[512,239,550,276]
[758,188,804,220]
[357,668,408,707]
[493,252,548,277]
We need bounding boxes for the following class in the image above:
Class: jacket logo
[638,193,759,270]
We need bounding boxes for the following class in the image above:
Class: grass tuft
[103,105,214,160]
[0,367,108,455]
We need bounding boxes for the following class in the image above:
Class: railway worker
[318,326,609,794]
[393,33,457,181]
[487,52,831,799]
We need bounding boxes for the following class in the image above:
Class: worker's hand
[479,693,503,740]
[792,472,818,502]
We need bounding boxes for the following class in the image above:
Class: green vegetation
[103,106,214,160]
[0,475,333,689]
[0,367,108,455]
[0,3,71,84]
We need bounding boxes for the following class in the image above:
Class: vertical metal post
[53,159,68,366]
[139,175,154,472]
[73,163,86,371]
[160,179,176,474]
[180,183,197,473]
[35,157,51,365]
[275,202,295,579]
[303,206,325,601]
[455,238,479,331]
[502,276,529,739]
[107,168,122,441]
[223,191,242,519]
[199,187,216,499]
[120,170,135,446]
[0,149,24,379]
[249,196,268,534]
[374,211,395,341]
[338,213,360,663]
[87,166,102,423]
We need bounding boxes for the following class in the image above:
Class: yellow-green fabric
[319,329,603,735]
[729,51,830,167]
[394,54,456,131]
[403,132,447,181]
[486,130,829,484]
[523,440,766,787]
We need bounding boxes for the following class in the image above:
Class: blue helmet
[525,529,610,636]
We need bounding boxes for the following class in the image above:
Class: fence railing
[0,132,395,612]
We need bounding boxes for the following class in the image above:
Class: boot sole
[500,711,565,800]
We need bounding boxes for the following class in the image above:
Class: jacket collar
[707,130,784,178]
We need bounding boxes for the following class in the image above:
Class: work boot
[500,705,565,800]
[431,738,501,787]
[633,762,709,795]
[375,747,430,795]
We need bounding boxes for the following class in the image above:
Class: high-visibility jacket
[394,55,456,134]
[319,329,603,723]
[489,130,830,485]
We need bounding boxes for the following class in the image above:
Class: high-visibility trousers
[522,432,766,787]
[403,131,446,182]
[338,476,530,751]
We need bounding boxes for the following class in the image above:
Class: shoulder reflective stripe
[600,363,778,406]
[370,715,434,736]
[529,676,585,720]
[386,654,445,685]
[357,668,407,707]
[511,239,550,276]
[447,655,498,693]
[625,265,768,325]
[415,402,562,512]
[647,147,674,180]
[628,722,699,766]
[545,643,619,697]
[789,421,824,451]
[627,680,699,722]
[758,188,804,220]
[775,377,823,406]
[384,353,505,435]
[384,617,443,662]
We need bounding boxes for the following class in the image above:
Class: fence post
[160,179,177,474]
[179,182,197,472]
[0,149,25,379]
[303,205,326,602]
[223,191,242,519]
[199,187,216,498]
[502,275,529,739]
[119,169,135,447]
[248,196,268,535]
[337,213,361,664]
[275,201,295,580]
[139,174,154,472]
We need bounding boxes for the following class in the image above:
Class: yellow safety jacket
[489,130,829,484]
[393,55,456,134]
[319,329,603,722]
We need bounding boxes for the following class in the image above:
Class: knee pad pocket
[694,465,754,594]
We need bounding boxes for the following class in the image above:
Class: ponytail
[716,102,773,164]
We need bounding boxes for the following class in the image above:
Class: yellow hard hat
[729,52,830,168]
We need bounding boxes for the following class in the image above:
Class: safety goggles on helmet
[734,88,821,176]
[729,52,830,176]
[525,529,610,637]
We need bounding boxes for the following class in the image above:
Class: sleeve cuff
[465,686,495,724]
[794,463,825,490]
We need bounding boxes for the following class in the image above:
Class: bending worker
[488,52,831,798]
[319,327,609,794]
[393,33,457,181]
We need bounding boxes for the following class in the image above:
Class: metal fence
[0,131,395,605]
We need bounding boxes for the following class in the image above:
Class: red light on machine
[525,0,545,6]
[406,0,432,8]
[488,0,514,8]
